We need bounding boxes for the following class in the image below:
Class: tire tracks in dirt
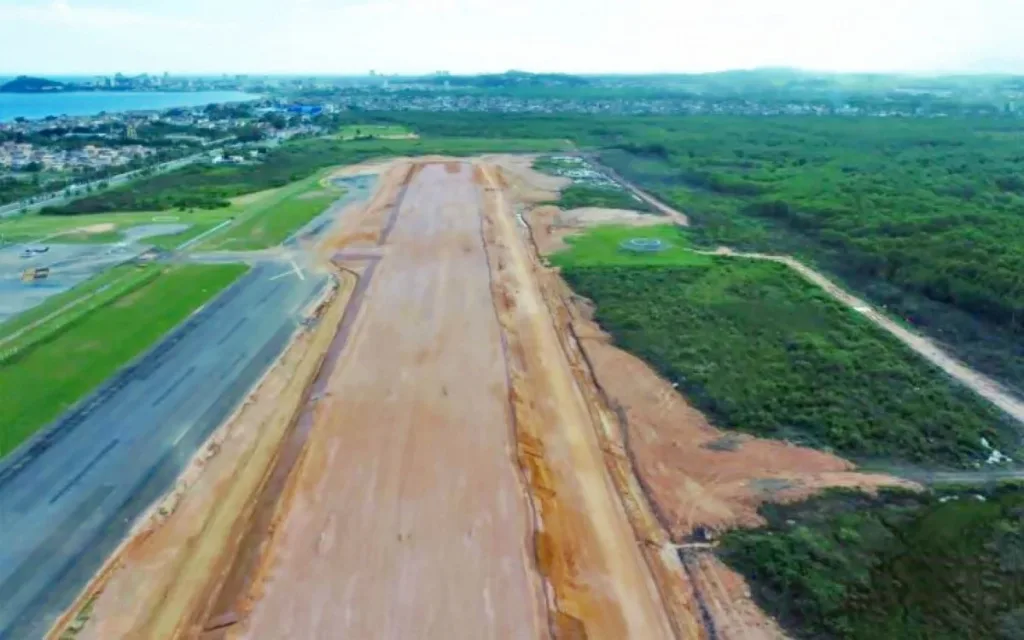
[196,167,414,636]
[478,163,680,639]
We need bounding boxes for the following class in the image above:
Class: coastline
[0,90,261,123]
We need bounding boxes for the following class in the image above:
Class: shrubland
[719,484,1024,639]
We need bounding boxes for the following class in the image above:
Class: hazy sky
[1,0,1023,75]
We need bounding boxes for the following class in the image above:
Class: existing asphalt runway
[0,261,328,639]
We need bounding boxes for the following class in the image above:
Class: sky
[1,0,1023,76]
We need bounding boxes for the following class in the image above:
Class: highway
[0,261,329,639]
[0,144,229,219]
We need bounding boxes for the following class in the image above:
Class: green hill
[0,75,69,93]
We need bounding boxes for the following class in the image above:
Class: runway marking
[269,259,305,283]
[152,365,197,408]
[0,485,115,619]
[48,440,120,505]
[217,317,248,346]
[258,281,286,304]
[227,352,248,371]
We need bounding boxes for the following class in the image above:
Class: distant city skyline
[1,0,1023,76]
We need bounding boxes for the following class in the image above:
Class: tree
[233,126,265,143]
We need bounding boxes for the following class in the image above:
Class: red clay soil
[560,274,912,537]
[61,280,353,640]
[235,163,549,639]
[478,164,678,640]
[506,157,915,638]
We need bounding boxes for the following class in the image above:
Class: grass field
[719,485,1024,639]
[0,208,236,250]
[196,171,340,251]
[551,224,711,268]
[0,263,247,457]
[557,226,1016,466]
[0,264,160,359]
[0,170,343,253]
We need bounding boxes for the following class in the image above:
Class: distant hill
[0,76,70,93]
[403,71,592,88]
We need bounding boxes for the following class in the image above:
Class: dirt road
[582,156,689,226]
[708,249,1024,427]
[237,163,548,639]
[591,165,1024,428]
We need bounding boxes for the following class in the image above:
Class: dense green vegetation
[0,264,246,457]
[0,75,67,93]
[353,111,1024,393]
[336,124,412,140]
[559,232,1015,465]
[533,155,657,213]
[549,184,651,212]
[45,135,567,214]
[592,117,1024,393]
[719,485,1024,639]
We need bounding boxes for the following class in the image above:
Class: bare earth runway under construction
[59,159,684,640]
[240,163,548,638]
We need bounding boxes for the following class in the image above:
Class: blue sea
[0,90,260,123]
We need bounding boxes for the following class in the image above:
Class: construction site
[33,154,942,640]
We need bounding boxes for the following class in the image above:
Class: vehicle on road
[21,266,49,282]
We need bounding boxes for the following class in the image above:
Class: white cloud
[0,0,208,30]
[1,0,1023,75]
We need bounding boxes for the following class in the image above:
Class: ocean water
[0,90,260,123]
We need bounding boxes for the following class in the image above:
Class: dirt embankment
[500,156,912,639]
[53,275,355,640]
[51,160,413,640]
[479,162,682,639]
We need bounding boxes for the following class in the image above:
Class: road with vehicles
[0,260,328,639]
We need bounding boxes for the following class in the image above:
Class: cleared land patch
[535,155,657,213]
[557,227,1017,467]
[0,263,247,457]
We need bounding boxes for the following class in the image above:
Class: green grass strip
[0,263,247,457]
